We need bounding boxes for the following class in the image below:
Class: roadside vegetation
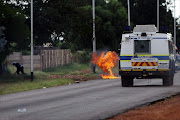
[45,63,90,75]
[0,63,99,95]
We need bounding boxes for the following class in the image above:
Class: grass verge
[0,63,97,95]
[0,78,73,95]
[44,63,90,75]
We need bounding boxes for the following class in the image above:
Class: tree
[21,0,127,51]
[176,24,180,50]
[0,0,30,73]
[63,0,127,51]
[94,0,128,51]
[0,27,7,52]
[0,27,7,74]
[0,1,30,51]
[120,0,174,32]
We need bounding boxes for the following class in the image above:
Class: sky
[174,0,180,18]
[167,0,180,24]
[168,0,180,18]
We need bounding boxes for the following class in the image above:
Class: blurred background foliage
[0,0,180,73]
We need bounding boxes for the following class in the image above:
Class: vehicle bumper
[119,69,170,78]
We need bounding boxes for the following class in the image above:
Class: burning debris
[92,51,120,79]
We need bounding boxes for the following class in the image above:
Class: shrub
[77,50,91,63]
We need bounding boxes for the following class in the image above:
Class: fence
[40,49,72,70]
[23,55,41,70]
[6,49,73,71]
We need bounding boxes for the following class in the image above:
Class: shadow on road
[133,85,166,87]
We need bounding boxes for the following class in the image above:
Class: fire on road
[92,51,120,79]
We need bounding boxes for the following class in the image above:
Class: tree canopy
[0,1,30,51]
[120,0,174,32]
[0,0,180,70]
[22,0,128,51]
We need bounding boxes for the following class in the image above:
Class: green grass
[0,78,73,95]
[45,63,89,75]
[0,62,119,95]
[0,63,91,95]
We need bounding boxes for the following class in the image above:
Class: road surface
[1,72,180,120]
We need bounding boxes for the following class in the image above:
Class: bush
[77,50,91,63]
[22,50,30,55]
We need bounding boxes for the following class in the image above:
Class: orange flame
[92,51,120,79]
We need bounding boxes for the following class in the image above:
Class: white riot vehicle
[119,25,176,87]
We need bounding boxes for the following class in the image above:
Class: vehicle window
[134,40,150,54]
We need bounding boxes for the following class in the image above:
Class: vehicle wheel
[173,62,176,74]
[121,76,134,87]
[163,75,173,86]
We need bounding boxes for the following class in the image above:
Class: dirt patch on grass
[50,69,101,81]
[108,94,180,120]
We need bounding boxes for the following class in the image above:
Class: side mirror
[118,43,121,51]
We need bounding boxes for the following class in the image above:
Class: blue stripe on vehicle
[152,56,169,60]
[129,38,167,39]
[120,56,169,60]
[152,38,167,39]
[120,56,133,60]
[130,38,137,39]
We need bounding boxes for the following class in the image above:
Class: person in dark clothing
[12,62,25,75]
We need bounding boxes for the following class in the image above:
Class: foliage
[0,26,8,74]
[0,2,30,50]
[45,63,89,75]
[0,27,7,52]
[1,0,179,57]
[120,0,174,32]
[176,25,180,50]
[21,0,127,51]
[22,50,31,55]
[95,0,128,51]
[65,0,128,51]
[76,50,91,63]
[0,27,7,57]
[0,0,30,74]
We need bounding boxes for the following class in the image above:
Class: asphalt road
[1,72,180,120]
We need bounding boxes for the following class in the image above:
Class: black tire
[163,75,173,86]
[163,60,174,86]
[121,76,134,87]
[173,62,176,74]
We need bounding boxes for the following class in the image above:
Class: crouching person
[12,62,25,75]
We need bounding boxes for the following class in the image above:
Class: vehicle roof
[133,25,158,32]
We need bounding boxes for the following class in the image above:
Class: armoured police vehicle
[119,25,176,87]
